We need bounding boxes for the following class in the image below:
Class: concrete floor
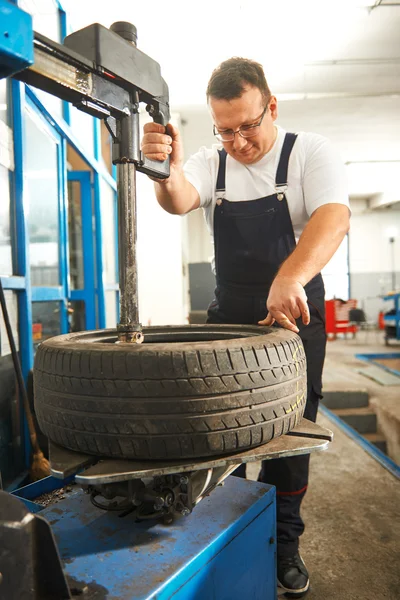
[322,332,400,463]
[248,412,399,599]
[302,412,399,600]
[247,333,400,599]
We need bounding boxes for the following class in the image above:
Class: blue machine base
[41,477,276,600]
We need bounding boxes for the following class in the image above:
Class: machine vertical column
[116,157,142,342]
[109,21,144,344]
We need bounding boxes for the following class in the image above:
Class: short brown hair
[206,57,271,102]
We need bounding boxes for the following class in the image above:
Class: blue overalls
[207,133,327,559]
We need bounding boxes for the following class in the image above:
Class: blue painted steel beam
[31,287,64,302]
[10,79,34,469]
[319,405,400,479]
[0,276,26,289]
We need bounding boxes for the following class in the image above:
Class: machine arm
[9,20,172,342]
[14,25,171,179]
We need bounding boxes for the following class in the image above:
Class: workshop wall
[134,172,187,325]
[349,202,400,321]
[137,114,188,325]
[179,94,400,189]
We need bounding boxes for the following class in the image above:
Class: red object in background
[378,311,385,330]
[325,299,358,339]
[32,322,42,341]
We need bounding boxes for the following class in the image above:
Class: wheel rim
[59,324,277,345]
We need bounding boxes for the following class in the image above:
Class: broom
[0,279,50,481]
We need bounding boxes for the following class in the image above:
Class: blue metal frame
[24,89,118,331]
[31,288,64,301]
[3,1,118,487]
[25,93,69,334]
[26,86,116,190]
[26,87,119,330]
[355,353,400,378]
[10,79,33,469]
[319,405,400,479]
[68,171,96,330]
[0,276,26,289]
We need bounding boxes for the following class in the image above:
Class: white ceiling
[59,0,400,203]
[61,0,400,103]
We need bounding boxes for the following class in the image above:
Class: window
[25,108,60,286]
[322,236,349,300]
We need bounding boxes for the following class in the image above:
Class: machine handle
[140,103,170,179]
[139,155,170,179]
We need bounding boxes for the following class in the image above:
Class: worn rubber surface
[33,325,307,460]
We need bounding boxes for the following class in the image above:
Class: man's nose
[233,133,248,151]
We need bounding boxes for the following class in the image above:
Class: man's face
[209,85,278,165]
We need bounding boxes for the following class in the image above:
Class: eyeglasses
[213,105,268,142]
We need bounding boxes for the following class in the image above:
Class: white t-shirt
[184,126,349,250]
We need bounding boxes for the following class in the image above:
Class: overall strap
[216,134,297,194]
[216,148,228,192]
[275,132,298,188]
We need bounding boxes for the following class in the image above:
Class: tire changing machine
[0,6,333,599]
[3,421,332,600]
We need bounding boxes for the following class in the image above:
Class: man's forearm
[154,170,200,215]
[278,203,350,286]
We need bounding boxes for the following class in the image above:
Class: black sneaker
[277,552,310,598]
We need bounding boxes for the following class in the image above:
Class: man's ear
[269,96,278,121]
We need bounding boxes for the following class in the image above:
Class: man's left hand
[258,276,310,333]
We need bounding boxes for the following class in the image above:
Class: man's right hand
[141,122,200,214]
[141,122,183,173]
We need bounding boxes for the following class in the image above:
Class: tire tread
[33,326,307,460]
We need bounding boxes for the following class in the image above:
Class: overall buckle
[275,185,287,201]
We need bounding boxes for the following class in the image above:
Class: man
[142,57,350,597]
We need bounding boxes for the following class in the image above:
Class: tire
[33,325,307,460]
